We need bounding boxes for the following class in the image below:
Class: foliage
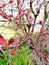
[0,43,34,65]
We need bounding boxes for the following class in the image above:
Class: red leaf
[8,38,20,45]
[0,35,7,46]
[8,38,15,45]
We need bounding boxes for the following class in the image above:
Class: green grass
[0,43,34,65]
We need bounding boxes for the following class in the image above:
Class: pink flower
[28,15,33,22]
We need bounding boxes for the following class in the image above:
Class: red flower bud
[45,44,48,47]
[39,21,43,25]
[9,0,14,3]
[8,14,13,17]
[47,52,49,54]
[0,5,2,8]
[17,0,20,5]
[19,10,24,17]
[29,16,33,20]
[15,17,20,20]
[16,27,19,30]
[40,30,45,34]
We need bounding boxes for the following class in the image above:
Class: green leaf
[33,31,39,36]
